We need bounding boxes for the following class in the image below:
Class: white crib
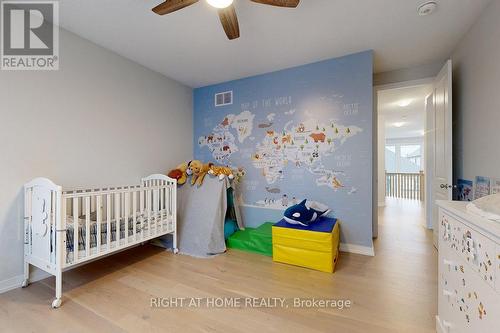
[22,174,177,308]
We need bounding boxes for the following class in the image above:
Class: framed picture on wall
[474,176,491,199]
[490,178,500,194]
[457,179,473,201]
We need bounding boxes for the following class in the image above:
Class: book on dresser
[436,200,500,333]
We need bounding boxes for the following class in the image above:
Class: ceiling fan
[152,0,300,40]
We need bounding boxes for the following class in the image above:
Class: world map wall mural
[194,51,374,248]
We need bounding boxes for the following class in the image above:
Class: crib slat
[140,190,145,240]
[50,191,56,264]
[73,197,79,263]
[153,181,158,235]
[85,196,90,258]
[124,192,130,244]
[160,185,164,232]
[170,185,173,232]
[96,195,102,254]
[147,187,151,237]
[132,191,137,241]
[115,193,120,247]
[106,194,111,251]
[61,197,67,265]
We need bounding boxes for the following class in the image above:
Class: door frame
[373,77,435,236]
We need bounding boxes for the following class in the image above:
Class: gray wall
[0,29,193,287]
[373,61,443,87]
[452,0,500,183]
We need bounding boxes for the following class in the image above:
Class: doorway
[374,61,453,249]
[377,82,433,209]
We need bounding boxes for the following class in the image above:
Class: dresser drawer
[439,250,499,332]
[440,211,496,289]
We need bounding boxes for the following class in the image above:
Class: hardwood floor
[0,199,437,333]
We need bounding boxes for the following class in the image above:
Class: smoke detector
[417,1,438,16]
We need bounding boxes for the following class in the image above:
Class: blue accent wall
[194,51,373,247]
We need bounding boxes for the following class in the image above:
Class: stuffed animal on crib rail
[167,161,189,185]
[207,164,235,181]
[187,160,211,187]
[283,199,331,226]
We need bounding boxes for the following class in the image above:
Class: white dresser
[437,201,500,333]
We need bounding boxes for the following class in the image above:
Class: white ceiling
[58,0,490,87]
[378,84,433,139]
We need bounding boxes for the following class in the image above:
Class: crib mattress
[51,214,167,263]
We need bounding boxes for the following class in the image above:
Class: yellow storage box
[272,217,340,273]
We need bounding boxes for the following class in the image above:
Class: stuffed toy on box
[283,199,331,227]
[207,164,235,181]
[187,160,211,187]
[167,161,189,185]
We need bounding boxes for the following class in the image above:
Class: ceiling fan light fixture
[207,0,233,9]
[417,1,438,16]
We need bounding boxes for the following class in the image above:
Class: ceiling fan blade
[250,0,300,8]
[218,5,240,40]
[152,0,199,15]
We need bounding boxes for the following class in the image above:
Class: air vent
[215,91,233,107]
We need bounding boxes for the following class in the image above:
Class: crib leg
[21,261,29,288]
[52,270,62,308]
[173,232,179,254]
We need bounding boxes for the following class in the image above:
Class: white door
[430,60,453,248]
[424,93,434,230]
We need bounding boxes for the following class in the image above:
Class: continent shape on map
[252,118,361,189]
[199,111,255,162]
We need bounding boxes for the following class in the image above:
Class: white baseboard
[0,275,23,294]
[0,269,51,294]
[340,242,375,256]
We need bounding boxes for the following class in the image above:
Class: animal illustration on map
[332,177,344,189]
[478,302,486,319]
[238,126,248,136]
[282,134,292,144]
[266,187,281,194]
[258,122,273,128]
[309,132,326,143]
